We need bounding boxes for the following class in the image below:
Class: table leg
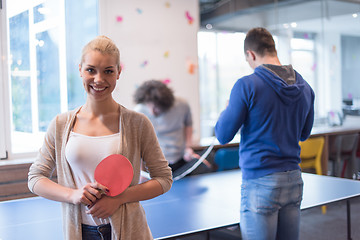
[321,135,329,175]
[347,200,352,240]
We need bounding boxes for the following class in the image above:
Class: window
[198,30,317,139]
[1,0,98,157]
[198,31,252,138]
[291,33,316,92]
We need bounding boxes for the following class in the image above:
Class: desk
[310,116,360,175]
[1,170,360,240]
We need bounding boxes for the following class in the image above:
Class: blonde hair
[81,35,120,69]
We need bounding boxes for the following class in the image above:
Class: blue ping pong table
[1,170,360,240]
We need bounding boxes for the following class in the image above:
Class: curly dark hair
[134,80,175,112]
[244,27,277,57]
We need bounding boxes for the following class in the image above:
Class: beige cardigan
[28,105,173,240]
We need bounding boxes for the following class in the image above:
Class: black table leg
[347,200,352,240]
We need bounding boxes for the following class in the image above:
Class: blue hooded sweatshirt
[215,65,315,179]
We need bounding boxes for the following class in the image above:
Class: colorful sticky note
[164,51,169,58]
[136,8,142,14]
[185,11,194,25]
[140,60,148,68]
[311,63,317,71]
[116,16,123,22]
[162,78,171,84]
[165,2,171,8]
[332,45,336,53]
[187,60,196,74]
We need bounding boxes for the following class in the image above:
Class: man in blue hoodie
[215,28,314,240]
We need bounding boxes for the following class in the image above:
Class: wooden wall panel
[0,163,33,201]
[0,163,56,201]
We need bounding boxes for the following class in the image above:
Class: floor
[299,196,360,240]
[175,196,360,240]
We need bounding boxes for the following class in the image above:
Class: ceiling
[199,0,360,35]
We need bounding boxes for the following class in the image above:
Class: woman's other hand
[71,182,108,206]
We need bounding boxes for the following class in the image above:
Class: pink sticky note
[311,63,317,71]
[185,11,194,24]
[163,79,171,84]
[116,16,123,22]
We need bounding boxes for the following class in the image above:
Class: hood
[254,65,306,105]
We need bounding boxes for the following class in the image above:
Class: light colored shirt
[65,131,120,226]
[135,98,192,164]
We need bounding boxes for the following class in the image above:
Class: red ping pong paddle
[94,154,134,197]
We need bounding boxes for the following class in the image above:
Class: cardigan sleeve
[139,115,173,193]
[28,116,58,193]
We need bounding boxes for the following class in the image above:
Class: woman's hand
[70,182,108,206]
[86,194,123,219]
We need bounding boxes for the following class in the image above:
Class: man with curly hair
[134,80,201,174]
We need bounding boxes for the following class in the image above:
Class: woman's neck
[82,99,119,116]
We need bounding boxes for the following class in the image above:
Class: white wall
[99,0,201,142]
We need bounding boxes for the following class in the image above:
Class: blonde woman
[28,36,173,240]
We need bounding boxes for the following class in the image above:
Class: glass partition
[198,0,360,138]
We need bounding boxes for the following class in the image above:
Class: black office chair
[329,133,359,179]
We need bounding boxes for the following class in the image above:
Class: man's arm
[183,126,200,161]
[215,79,249,144]
[300,105,315,141]
[300,90,315,141]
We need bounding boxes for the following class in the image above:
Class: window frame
[1,0,10,159]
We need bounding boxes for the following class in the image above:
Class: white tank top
[65,131,120,226]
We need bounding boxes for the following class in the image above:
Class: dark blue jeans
[82,223,111,240]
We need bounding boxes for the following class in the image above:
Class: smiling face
[79,50,121,103]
